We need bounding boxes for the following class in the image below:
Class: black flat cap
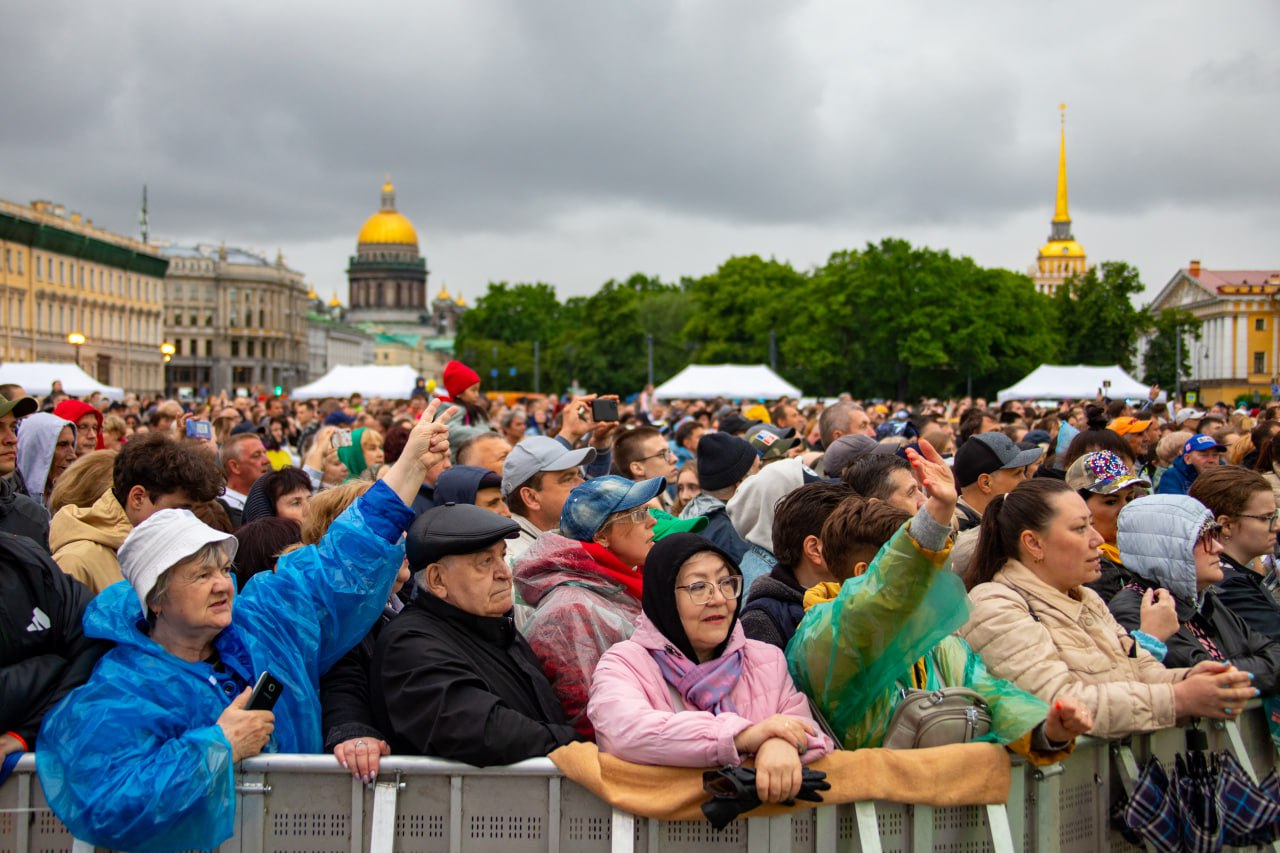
[406,503,520,571]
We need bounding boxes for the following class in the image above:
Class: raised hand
[904,439,957,527]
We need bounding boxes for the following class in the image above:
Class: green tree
[683,256,808,367]
[551,274,689,394]
[804,239,1058,398]
[454,282,568,392]
[1052,261,1148,371]
[1142,308,1202,390]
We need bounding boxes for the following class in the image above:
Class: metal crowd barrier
[1,705,1274,853]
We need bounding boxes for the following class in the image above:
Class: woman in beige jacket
[959,478,1256,739]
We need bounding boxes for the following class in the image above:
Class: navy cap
[560,475,666,542]
[406,503,520,571]
[324,410,357,426]
[230,420,263,436]
[1184,434,1227,454]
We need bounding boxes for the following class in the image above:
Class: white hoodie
[16,412,76,511]
[725,457,807,553]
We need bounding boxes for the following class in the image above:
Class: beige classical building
[1144,260,1280,404]
[0,198,168,393]
[158,242,310,395]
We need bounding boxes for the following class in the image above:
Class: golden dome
[436,283,451,301]
[455,294,466,307]
[1038,240,1086,259]
[307,287,318,300]
[356,178,419,246]
[328,294,342,308]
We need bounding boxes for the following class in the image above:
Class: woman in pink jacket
[588,533,833,804]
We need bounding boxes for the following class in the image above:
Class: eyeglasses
[604,506,652,528]
[1197,521,1224,549]
[675,575,744,605]
[638,448,677,463]
[1239,511,1280,531]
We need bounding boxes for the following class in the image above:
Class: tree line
[453,237,1199,399]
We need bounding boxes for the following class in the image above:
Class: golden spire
[1053,103,1070,224]
[437,281,451,301]
[328,293,342,308]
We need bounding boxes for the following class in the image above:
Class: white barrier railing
[1,705,1274,853]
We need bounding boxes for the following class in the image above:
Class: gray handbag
[881,687,993,750]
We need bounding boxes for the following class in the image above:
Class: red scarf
[581,541,644,600]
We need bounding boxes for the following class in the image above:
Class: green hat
[649,508,709,542]
[0,396,38,419]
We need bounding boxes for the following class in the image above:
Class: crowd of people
[2,367,1278,850]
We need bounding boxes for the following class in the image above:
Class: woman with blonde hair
[49,450,118,514]
[102,415,128,451]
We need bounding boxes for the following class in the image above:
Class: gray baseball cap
[500,436,597,498]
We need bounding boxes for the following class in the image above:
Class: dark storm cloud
[0,0,1276,258]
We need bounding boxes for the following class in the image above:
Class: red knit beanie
[442,360,481,400]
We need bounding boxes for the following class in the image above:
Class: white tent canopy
[997,364,1149,403]
[291,365,421,401]
[0,362,125,401]
[654,364,802,401]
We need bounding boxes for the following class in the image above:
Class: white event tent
[0,362,124,401]
[654,364,802,401]
[996,364,1149,403]
[291,365,421,400]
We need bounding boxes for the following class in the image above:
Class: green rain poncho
[786,514,1064,763]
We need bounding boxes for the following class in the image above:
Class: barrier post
[610,808,636,853]
[1030,762,1063,850]
[369,773,401,853]
[349,777,364,853]
[910,805,934,851]
[854,801,882,853]
[984,804,1017,853]
[16,771,31,853]
[547,776,561,853]
[235,771,268,853]
[813,803,839,853]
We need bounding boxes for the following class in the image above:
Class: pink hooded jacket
[587,614,834,767]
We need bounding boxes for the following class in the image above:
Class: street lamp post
[67,332,85,368]
[160,342,175,398]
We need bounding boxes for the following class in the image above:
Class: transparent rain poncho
[787,521,1047,752]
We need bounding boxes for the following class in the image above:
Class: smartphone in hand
[591,398,620,422]
[246,671,284,712]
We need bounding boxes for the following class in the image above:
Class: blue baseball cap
[1183,434,1227,455]
[560,475,667,542]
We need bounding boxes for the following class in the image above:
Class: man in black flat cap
[371,503,580,766]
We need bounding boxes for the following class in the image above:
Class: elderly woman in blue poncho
[35,401,456,853]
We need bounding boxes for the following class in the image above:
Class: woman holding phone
[36,401,456,853]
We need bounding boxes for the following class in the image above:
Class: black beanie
[642,533,743,662]
[696,432,757,492]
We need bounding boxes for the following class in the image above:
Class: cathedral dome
[357,179,419,246]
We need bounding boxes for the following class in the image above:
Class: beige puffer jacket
[962,559,1187,738]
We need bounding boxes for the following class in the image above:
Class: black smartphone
[591,398,619,422]
[246,671,284,712]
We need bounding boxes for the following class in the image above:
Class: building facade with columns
[1028,106,1091,296]
[158,243,310,395]
[0,198,168,393]
[1144,260,1280,404]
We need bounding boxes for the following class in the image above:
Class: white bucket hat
[117,508,238,616]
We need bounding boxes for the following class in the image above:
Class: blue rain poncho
[36,480,413,853]
[786,514,1049,755]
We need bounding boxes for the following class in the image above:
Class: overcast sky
[3,2,1276,307]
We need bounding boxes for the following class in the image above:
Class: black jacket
[0,476,50,550]
[1110,575,1280,695]
[1213,554,1280,644]
[371,592,579,766]
[740,569,806,651]
[320,605,396,752]
[0,532,110,746]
